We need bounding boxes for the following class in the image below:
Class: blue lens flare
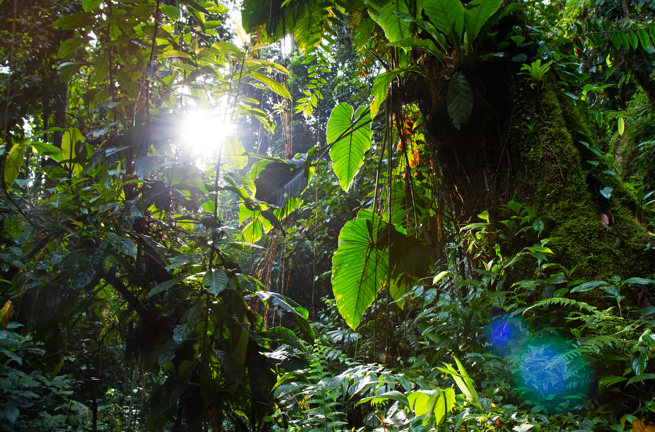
[486,317,592,411]
[486,317,528,357]
[516,337,591,410]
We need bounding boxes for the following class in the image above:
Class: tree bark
[401,52,654,285]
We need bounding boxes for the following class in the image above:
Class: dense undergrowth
[2,0,655,430]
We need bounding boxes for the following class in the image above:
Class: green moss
[506,84,654,286]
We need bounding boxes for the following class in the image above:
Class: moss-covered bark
[510,85,653,281]
[404,54,654,290]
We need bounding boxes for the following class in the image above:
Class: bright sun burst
[180,111,234,156]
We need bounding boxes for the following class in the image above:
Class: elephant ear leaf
[447,71,473,130]
[424,0,465,37]
[254,154,309,209]
[331,218,388,330]
[327,103,373,192]
[464,0,503,44]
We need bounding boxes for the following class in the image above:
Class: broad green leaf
[366,0,412,43]
[408,390,434,416]
[618,117,625,136]
[454,357,478,403]
[53,12,95,30]
[161,4,181,20]
[135,156,163,179]
[82,0,102,12]
[61,127,85,177]
[293,9,328,50]
[160,50,192,59]
[447,71,473,130]
[570,280,608,293]
[327,103,373,192]
[627,31,639,49]
[148,276,187,298]
[463,0,503,43]
[638,28,651,50]
[242,217,264,243]
[254,155,309,208]
[203,269,228,295]
[3,143,26,188]
[224,137,248,169]
[332,218,388,329]
[599,375,626,391]
[424,0,465,37]
[255,291,309,320]
[433,388,455,425]
[248,72,291,99]
[255,291,314,342]
[105,232,137,258]
[627,373,655,385]
[3,403,19,424]
[623,277,655,286]
[58,37,86,59]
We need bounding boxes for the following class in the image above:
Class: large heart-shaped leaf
[447,71,473,130]
[464,0,503,43]
[424,0,465,37]
[327,103,373,192]
[332,218,388,329]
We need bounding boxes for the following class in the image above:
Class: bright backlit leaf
[327,103,372,192]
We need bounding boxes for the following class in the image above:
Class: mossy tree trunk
[402,54,654,288]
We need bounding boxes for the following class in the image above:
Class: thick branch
[103,268,149,318]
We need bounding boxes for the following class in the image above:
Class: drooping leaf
[370,66,425,120]
[61,127,85,177]
[254,155,309,208]
[30,142,64,162]
[248,72,291,99]
[242,216,265,243]
[366,0,412,43]
[293,9,329,50]
[327,103,373,192]
[408,390,434,416]
[463,0,503,43]
[446,71,473,130]
[424,0,465,37]
[148,276,187,298]
[388,37,444,62]
[638,28,652,50]
[160,4,181,20]
[332,218,388,329]
[433,388,456,425]
[203,269,229,295]
[3,143,26,188]
[224,137,248,169]
[135,156,163,179]
[105,232,138,259]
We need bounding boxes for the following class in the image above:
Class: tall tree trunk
[402,54,654,286]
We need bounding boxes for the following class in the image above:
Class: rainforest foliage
[1,0,655,430]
